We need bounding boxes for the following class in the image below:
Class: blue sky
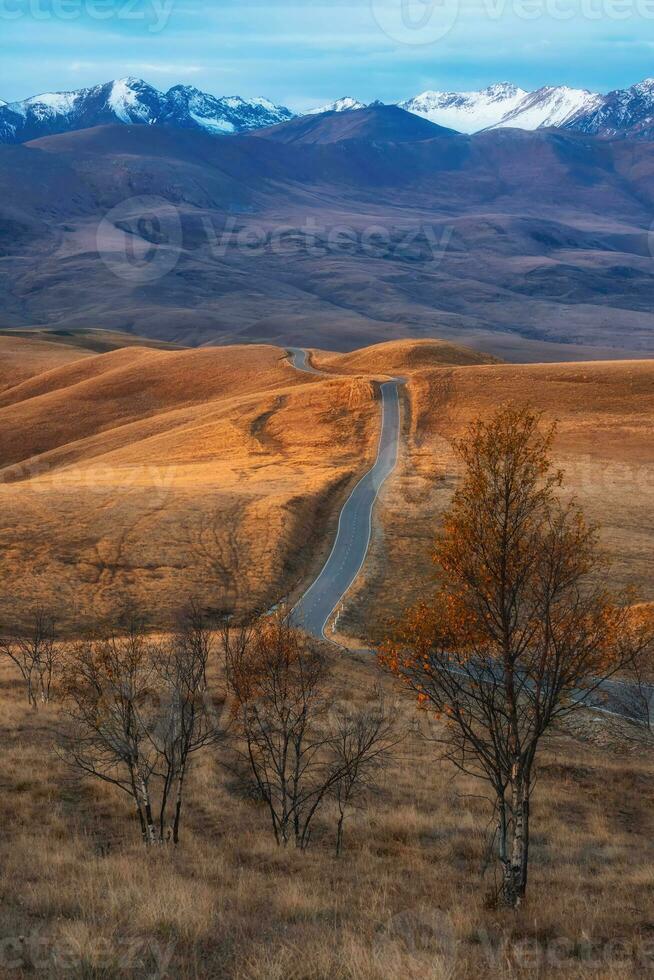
[1,0,654,107]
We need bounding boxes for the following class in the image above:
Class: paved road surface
[287,348,402,638]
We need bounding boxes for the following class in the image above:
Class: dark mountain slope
[1,118,654,359]
[257,104,458,144]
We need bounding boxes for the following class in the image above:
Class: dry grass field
[0,334,94,392]
[311,338,500,376]
[0,329,182,392]
[0,644,653,979]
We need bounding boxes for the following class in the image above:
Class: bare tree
[153,601,224,844]
[381,406,653,908]
[59,604,222,845]
[224,612,330,848]
[224,612,399,851]
[0,608,60,708]
[59,615,161,843]
[328,694,398,856]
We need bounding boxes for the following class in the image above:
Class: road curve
[287,347,402,639]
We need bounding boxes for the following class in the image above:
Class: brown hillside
[2,338,652,640]
[0,333,92,393]
[0,344,303,464]
[0,342,378,630]
[0,327,184,395]
[311,338,500,376]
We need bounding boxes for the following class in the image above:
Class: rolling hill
[0,335,652,635]
[256,104,458,143]
[0,339,380,628]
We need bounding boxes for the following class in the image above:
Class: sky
[1,0,654,108]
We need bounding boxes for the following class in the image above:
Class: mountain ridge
[0,77,294,144]
[6,75,654,144]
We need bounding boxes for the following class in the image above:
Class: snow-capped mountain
[161,87,293,135]
[0,78,294,144]
[400,83,527,133]
[400,79,654,138]
[490,86,603,132]
[399,83,602,133]
[388,79,654,138]
[562,78,654,136]
[307,97,367,115]
[5,75,654,144]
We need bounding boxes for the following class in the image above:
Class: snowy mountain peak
[400,84,528,133]
[632,77,654,93]
[308,97,367,115]
[107,78,160,123]
[0,78,295,143]
[112,76,153,91]
[5,75,654,145]
[490,85,602,131]
[484,82,522,98]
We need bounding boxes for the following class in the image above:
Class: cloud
[127,63,206,75]
[69,61,209,75]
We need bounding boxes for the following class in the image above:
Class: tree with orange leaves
[380,405,652,908]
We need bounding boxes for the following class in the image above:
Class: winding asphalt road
[287,348,402,639]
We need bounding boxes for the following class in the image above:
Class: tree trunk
[172,767,186,845]
[335,810,345,857]
[159,769,173,843]
[138,778,159,845]
[497,793,511,903]
[135,803,147,842]
[128,766,148,843]
[501,777,530,908]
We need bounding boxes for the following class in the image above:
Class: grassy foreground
[1,645,652,979]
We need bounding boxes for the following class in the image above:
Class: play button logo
[371,0,460,45]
